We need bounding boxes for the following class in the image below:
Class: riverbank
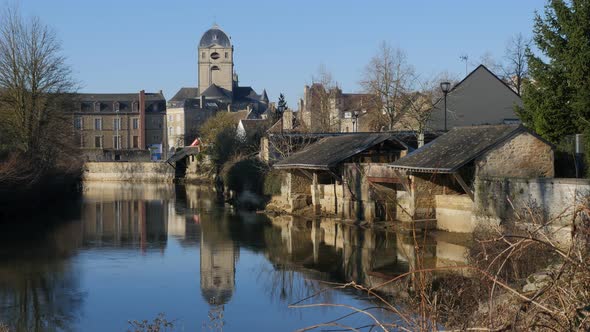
[0,169,82,221]
[83,162,175,182]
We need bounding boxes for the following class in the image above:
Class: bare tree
[394,72,458,146]
[0,5,78,167]
[360,42,416,131]
[502,33,530,95]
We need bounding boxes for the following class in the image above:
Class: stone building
[271,133,410,221]
[429,65,523,130]
[168,24,270,147]
[298,84,380,133]
[389,124,554,232]
[72,90,166,161]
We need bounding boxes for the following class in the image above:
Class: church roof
[233,86,259,102]
[170,87,199,101]
[261,89,269,103]
[199,24,231,48]
[201,84,231,99]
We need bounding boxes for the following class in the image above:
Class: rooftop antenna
[459,54,469,76]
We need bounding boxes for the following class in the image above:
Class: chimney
[284,110,293,130]
[139,90,146,148]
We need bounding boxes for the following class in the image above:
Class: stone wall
[476,132,554,178]
[435,195,475,232]
[413,174,461,219]
[474,177,590,237]
[83,162,174,182]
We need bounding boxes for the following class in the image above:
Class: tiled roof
[274,133,409,170]
[389,125,545,173]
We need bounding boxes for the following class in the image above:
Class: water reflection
[0,222,84,332]
[0,182,471,331]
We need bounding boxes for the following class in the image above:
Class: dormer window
[94,102,100,112]
[114,102,120,112]
[132,101,139,112]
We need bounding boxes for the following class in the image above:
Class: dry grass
[292,196,590,331]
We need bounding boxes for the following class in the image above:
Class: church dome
[199,24,231,48]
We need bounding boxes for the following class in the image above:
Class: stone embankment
[83,162,174,182]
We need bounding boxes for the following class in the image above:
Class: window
[113,118,121,130]
[94,118,102,130]
[94,102,101,112]
[202,52,205,59]
[168,115,173,122]
[113,135,121,149]
[211,65,220,71]
[169,127,174,135]
[114,102,120,112]
[344,112,352,119]
[210,52,220,60]
[132,118,139,129]
[132,136,139,148]
[94,136,102,148]
[132,101,139,112]
[74,117,83,130]
[225,52,228,58]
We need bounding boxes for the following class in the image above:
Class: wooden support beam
[299,169,313,181]
[367,176,401,184]
[453,172,474,201]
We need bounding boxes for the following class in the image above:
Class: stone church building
[167,24,270,149]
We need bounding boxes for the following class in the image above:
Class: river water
[0,182,470,331]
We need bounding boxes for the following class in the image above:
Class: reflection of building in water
[200,218,238,306]
[81,198,168,252]
[266,215,471,297]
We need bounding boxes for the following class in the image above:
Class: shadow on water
[0,182,472,331]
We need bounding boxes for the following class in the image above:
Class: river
[0,182,470,331]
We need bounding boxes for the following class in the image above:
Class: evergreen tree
[520,0,590,143]
[277,93,287,118]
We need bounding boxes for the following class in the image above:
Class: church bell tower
[198,24,234,95]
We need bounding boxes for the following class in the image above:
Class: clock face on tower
[210,52,220,60]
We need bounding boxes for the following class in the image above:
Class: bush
[223,157,267,194]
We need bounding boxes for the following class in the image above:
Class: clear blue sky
[19,0,546,106]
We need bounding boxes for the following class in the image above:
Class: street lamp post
[115,108,120,150]
[440,81,451,132]
[352,110,360,132]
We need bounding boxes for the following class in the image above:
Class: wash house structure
[272,133,411,221]
[389,125,554,232]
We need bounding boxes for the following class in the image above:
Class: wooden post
[453,172,474,201]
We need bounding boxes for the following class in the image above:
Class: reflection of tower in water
[200,222,238,304]
[199,215,239,331]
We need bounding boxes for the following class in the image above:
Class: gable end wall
[475,132,554,178]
